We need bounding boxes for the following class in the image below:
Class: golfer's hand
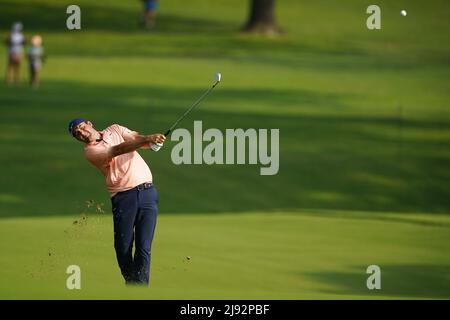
[148,134,166,145]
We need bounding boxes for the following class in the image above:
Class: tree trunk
[243,0,281,35]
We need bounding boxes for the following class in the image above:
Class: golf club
[151,72,222,151]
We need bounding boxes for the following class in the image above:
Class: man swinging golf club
[68,73,221,285]
[68,118,165,285]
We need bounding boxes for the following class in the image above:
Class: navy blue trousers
[111,183,158,285]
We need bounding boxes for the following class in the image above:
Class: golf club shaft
[164,80,220,137]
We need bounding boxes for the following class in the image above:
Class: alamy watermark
[170,121,279,176]
[366,5,381,30]
[366,265,381,290]
[66,264,81,290]
[66,5,81,30]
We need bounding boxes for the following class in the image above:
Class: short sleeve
[85,145,112,168]
[112,124,139,142]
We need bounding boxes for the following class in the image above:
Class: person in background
[28,35,45,89]
[5,22,25,86]
[141,0,159,29]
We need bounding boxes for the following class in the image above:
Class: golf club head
[215,72,221,82]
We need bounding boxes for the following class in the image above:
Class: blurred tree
[243,0,281,34]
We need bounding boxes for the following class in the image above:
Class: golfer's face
[73,121,95,143]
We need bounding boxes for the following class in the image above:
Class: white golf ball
[401,10,407,16]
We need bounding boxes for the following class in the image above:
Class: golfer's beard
[95,133,104,142]
[81,132,93,143]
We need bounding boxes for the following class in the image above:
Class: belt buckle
[137,183,151,191]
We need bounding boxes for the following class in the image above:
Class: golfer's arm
[134,134,151,150]
[109,136,152,157]
[123,133,151,149]
[128,132,161,150]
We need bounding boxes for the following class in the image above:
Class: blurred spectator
[141,0,159,29]
[28,35,45,89]
[5,22,25,86]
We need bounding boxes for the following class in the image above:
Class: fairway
[1,211,450,299]
[0,0,449,300]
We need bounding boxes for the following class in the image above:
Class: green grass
[1,210,450,299]
[0,0,449,299]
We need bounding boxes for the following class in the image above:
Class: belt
[136,182,153,191]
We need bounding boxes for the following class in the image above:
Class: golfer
[68,118,166,285]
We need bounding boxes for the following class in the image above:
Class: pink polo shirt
[84,124,153,197]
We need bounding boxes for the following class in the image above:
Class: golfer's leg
[112,190,138,283]
[134,186,158,284]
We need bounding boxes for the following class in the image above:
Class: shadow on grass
[0,0,232,34]
[304,264,450,299]
[2,0,449,74]
[0,0,373,62]
[0,80,450,217]
[293,209,450,229]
